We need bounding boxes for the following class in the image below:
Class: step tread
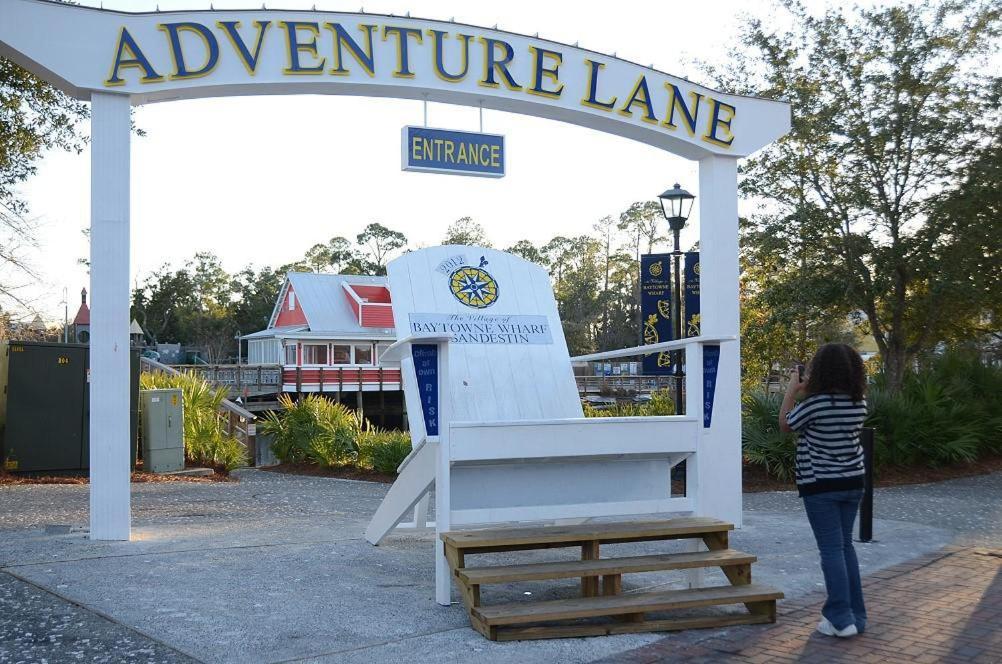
[474,583,783,626]
[441,517,733,549]
[458,549,756,585]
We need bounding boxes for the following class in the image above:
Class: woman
[779,343,868,638]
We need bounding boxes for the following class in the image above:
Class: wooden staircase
[441,517,783,641]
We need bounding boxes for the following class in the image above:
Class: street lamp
[657,183,696,415]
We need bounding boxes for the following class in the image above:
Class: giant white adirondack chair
[365,246,733,605]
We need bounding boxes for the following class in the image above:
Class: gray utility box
[140,389,184,473]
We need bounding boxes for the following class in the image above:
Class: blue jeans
[802,489,867,632]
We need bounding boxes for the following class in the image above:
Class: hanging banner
[640,254,673,375]
[402,126,505,178]
[411,344,439,437]
[703,344,720,427]
[684,252,700,337]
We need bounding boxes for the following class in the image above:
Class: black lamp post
[657,183,696,415]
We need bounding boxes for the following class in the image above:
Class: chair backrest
[386,246,582,424]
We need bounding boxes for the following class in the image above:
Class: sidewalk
[606,546,1002,663]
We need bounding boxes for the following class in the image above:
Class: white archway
[0,0,790,539]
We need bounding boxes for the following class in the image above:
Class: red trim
[275,285,307,327]
[351,285,391,303]
[360,306,394,328]
[282,368,401,385]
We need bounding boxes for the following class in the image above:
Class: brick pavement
[603,546,1002,664]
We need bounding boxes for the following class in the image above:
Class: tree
[593,216,618,349]
[617,201,665,259]
[552,236,604,355]
[443,216,492,247]
[723,0,1001,391]
[231,265,283,334]
[303,236,357,273]
[356,222,407,274]
[504,240,547,266]
[0,58,89,308]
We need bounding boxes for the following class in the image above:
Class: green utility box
[140,389,184,473]
[0,342,138,473]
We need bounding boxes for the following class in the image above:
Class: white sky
[13,0,855,323]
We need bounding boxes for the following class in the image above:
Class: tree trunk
[882,344,908,394]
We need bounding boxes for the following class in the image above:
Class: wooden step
[458,549,756,585]
[441,517,733,552]
[493,613,774,641]
[474,583,784,627]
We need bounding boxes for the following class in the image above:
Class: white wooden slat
[449,419,698,463]
[387,246,581,424]
[451,498,694,527]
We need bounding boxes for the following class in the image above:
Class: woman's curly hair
[805,343,866,402]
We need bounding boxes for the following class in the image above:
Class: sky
[13,0,836,324]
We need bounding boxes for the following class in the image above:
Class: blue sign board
[640,254,673,374]
[411,344,439,437]
[703,344,720,427]
[402,126,505,178]
[684,252,700,337]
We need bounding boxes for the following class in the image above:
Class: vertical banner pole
[89,92,132,541]
[697,155,741,526]
[859,427,875,542]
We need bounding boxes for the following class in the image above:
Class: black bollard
[859,427,875,542]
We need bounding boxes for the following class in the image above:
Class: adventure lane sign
[0,3,790,159]
[402,126,505,178]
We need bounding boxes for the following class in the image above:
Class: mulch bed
[742,453,1002,493]
[0,467,232,485]
[6,456,1002,490]
[261,462,397,484]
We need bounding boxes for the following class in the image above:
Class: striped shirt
[786,393,867,496]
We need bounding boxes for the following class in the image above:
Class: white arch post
[89,92,132,540]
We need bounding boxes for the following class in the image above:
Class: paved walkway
[606,547,1002,663]
[0,470,999,663]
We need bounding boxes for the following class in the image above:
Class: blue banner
[411,344,439,437]
[402,126,505,178]
[703,344,720,427]
[640,254,673,375]
[684,252,700,337]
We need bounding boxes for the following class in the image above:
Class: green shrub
[867,350,1001,467]
[584,389,676,417]
[358,428,413,473]
[259,394,362,467]
[740,349,1002,479]
[741,390,797,481]
[139,371,248,471]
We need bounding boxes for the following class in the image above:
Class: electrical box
[1,341,138,473]
[140,388,184,473]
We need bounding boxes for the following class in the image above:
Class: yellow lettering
[702,98,736,147]
[491,145,501,167]
[662,83,703,136]
[444,141,455,161]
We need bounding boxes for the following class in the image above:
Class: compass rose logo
[449,256,499,309]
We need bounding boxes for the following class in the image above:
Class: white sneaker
[817,617,859,638]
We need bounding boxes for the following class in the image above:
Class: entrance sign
[640,254,673,374]
[402,126,505,178]
[0,1,790,542]
[409,313,552,344]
